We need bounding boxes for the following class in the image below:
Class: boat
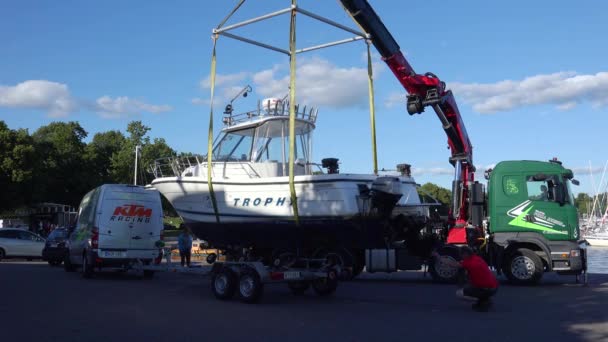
[150,97,428,252]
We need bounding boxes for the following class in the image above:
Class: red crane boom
[340,0,477,243]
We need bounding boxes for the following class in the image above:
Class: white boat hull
[585,236,608,247]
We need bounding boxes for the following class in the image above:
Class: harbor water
[587,246,608,273]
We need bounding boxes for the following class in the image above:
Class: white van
[64,184,163,278]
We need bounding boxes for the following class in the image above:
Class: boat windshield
[211,119,313,163]
[212,128,254,161]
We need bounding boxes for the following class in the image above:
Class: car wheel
[0,248,5,261]
[82,254,94,279]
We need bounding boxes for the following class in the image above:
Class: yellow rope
[288,0,300,224]
[207,36,220,224]
[366,41,378,175]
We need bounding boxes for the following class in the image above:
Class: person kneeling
[435,246,498,311]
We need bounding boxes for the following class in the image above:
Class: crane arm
[340,0,476,242]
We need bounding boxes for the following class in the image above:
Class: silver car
[0,228,46,261]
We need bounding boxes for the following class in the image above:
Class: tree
[85,130,127,186]
[419,182,452,205]
[0,121,35,210]
[31,121,89,206]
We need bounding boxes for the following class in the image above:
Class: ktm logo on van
[110,204,152,223]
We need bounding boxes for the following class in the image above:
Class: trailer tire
[211,267,237,300]
[504,248,543,285]
[238,268,264,304]
[312,273,338,296]
[288,281,310,295]
[429,247,461,284]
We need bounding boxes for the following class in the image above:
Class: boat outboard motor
[371,176,402,217]
[322,158,340,174]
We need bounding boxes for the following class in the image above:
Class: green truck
[480,158,586,285]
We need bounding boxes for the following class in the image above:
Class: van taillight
[92,227,99,249]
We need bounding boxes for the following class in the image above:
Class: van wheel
[504,248,543,285]
[0,248,5,261]
[64,254,76,272]
[82,254,94,279]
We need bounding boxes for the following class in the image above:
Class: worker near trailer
[177,225,193,267]
[434,246,498,311]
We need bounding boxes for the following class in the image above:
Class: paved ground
[1,261,607,342]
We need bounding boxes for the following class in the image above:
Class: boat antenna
[224,85,252,115]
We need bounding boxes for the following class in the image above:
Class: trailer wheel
[211,267,237,300]
[504,248,543,285]
[429,247,461,284]
[238,268,264,304]
[287,281,310,295]
[312,272,338,296]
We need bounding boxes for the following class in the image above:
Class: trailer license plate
[101,251,126,258]
[283,271,301,280]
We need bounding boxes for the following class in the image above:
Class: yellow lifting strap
[366,41,378,175]
[207,36,221,224]
[288,0,300,224]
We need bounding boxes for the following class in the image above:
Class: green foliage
[0,120,181,214]
[419,182,452,205]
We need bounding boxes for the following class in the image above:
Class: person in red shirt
[435,246,498,311]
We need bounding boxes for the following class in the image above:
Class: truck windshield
[565,179,575,206]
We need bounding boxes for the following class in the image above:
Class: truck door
[520,175,570,240]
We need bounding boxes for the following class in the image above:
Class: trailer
[136,248,341,303]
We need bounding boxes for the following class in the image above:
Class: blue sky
[2,0,607,194]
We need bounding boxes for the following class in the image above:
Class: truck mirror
[571,179,580,186]
[532,173,547,181]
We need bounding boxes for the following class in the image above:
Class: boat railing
[150,156,202,178]
[224,99,318,127]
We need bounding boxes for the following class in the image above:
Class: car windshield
[48,229,67,240]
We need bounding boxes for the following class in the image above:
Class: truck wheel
[287,281,310,295]
[211,267,237,300]
[429,247,461,284]
[82,254,94,279]
[64,254,76,272]
[504,248,543,285]
[312,272,338,296]
[238,268,264,303]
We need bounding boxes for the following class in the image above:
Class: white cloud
[200,71,249,89]
[449,71,608,113]
[95,96,172,118]
[191,97,209,105]
[253,57,373,108]
[0,80,77,117]
[384,92,405,109]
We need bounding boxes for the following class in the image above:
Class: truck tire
[211,267,237,300]
[504,248,543,285]
[429,247,461,284]
[238,268,264,304]
[287,281,310,295]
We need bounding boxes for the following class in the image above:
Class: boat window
[213,128,254,161]
[251,121,313,163]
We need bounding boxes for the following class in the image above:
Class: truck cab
[486,159,585,284]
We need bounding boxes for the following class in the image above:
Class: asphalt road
[1,261,607,342]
